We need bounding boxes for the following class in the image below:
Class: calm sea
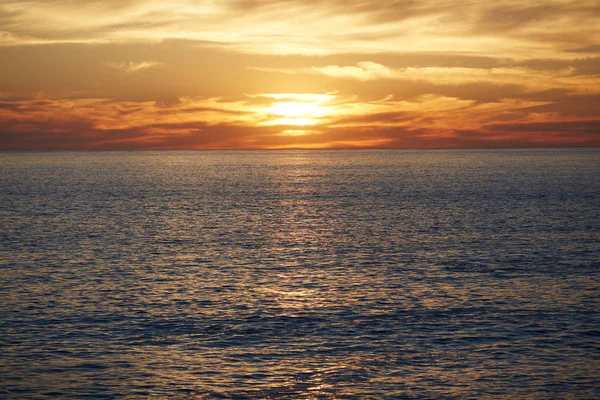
[1,149,599,399]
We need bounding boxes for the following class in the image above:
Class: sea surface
[1,149,599,399]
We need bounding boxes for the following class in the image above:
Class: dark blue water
[1,149,599,399]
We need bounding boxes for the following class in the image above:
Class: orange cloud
[1,94,598,150]
[0,1,598,149]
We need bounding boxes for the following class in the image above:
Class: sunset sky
[0,0,598,149]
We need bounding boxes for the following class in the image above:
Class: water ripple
[1,149,599,398]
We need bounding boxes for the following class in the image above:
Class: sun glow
[259,93,335,126]
[267,102,322,125]
[269,101,323,118]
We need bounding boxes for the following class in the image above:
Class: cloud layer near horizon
[0,0,599,149]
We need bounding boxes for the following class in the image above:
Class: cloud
[313,62,395,81]
[1,93,598,150]
[0,0,597,58]
[0,1,597,149]
[566,44,600,54]
[105,61,162,73]
[259,62,600,95]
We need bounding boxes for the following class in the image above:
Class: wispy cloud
[105,61,162,73]
[1,0,598,58]
[253,62,600,95]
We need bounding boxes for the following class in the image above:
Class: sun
[260,93,335,126]
[267,101,325,126]
[269,101,322,118]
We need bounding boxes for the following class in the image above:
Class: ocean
[1,149,599,398]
